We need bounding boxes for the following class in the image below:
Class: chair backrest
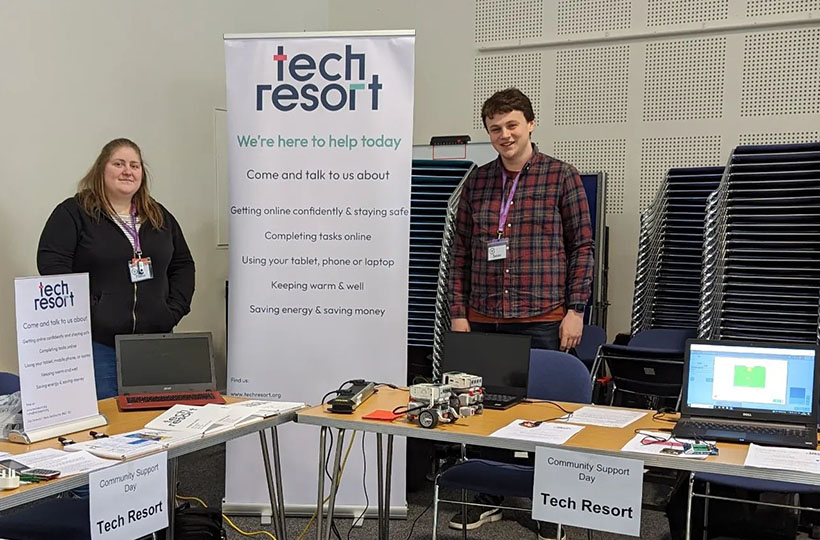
[628,328,696,354]
[575,325,607,368]
[528,349,592,403]
[0,372,20,395]
[598,344,684,409]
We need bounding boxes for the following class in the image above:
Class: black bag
[174,502,226,540]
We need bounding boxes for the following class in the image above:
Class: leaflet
[490,419,584,445]
[563,406,647,428]
[223,400,306,418]
[64,429,200,460]
[744,443,820,474]
[14,448,113,476]
[144,404,225,434]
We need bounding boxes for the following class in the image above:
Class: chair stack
[631,167,724,333]
[698,143,820,345]
[409,160,475,354]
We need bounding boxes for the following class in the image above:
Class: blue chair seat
[438,459,534,498]
[0,498,90,540]
[696,472,820,494]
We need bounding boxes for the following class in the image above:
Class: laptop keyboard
[684,419,806,438]
[125,392,216,403]
[484,393,516,402]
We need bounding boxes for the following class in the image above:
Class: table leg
[324,428,346,540]
[376,433,384,540]
[271,426,288,540]
[685,472,694,540]
[168,456,178,540]
[259,429,282,540]
[316,426,327,540]
[384,434,394,540]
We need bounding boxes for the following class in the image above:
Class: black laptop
[442,331,531,410]
[672,339,819,449]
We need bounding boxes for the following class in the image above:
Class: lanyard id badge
[115,204,153,282]
[129,256,154,282]
[486,238,508,261]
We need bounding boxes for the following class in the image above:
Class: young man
[447,88,594,539]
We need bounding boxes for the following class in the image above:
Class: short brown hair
[481,88,535,130]
[76,138,164,229]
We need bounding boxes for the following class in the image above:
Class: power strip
[328,380,377,414]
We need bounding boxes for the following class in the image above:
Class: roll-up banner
[223,31,414,516]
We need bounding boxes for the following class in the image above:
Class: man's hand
[559,310,584,351]
[451,318,471,332]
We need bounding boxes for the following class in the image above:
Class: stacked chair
[430,164,475,381]
[408,159,475,359]
[632,167,724,333]
[685,142,820,538]
[699,142,820,345]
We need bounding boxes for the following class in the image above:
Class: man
[447,88,594,539]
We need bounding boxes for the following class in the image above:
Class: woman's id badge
[128,257,154,282]
[486,238,508,261]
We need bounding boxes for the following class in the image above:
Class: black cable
[404,500,433,540]
[392,404,425,416]
[346,432,369,540]
[521,399,575,416]
[322,389,342,405]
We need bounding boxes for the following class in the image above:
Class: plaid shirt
[449,146,594,319]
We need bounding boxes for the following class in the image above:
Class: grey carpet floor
[177,444,674,540]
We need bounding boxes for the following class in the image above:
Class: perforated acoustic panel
[553,139,627,214]
[474,0,543,43]
[644,38,726,121]
[741,29,820,117]
[557,0,632,35]
[555,46,629,125]
[746,0,820,17]
[473,53,542,130]
[639,136,722,209]
[647,0,728,26]
[739,132,820,145]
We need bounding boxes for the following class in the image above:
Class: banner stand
[8,413,107,444]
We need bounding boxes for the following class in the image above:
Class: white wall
[3,0,819,375]
[332,0,820,339]
[0,1,329,379]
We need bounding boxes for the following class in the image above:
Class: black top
[37,196,195,347]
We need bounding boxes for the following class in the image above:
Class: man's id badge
[128,257,154,282]
[486,238,508,261]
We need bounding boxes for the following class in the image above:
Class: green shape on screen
[734,365,766,388]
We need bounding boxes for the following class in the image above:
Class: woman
[37,138,195,399]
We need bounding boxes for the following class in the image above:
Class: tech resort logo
[256,45,383,112]
[35,280,75,311]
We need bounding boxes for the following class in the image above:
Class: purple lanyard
[497,169,523,238]
[114,203,142,256]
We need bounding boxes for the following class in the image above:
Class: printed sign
[14,273,99,431]
[90,452,168,540]
[532,447,643,537]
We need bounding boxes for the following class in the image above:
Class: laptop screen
[442,331,531,395]
[684,340,818,419]
[117,333,215,391]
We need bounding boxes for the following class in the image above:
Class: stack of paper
[65,400,306,460]
[15,448,112,476]
[490,419,584,445]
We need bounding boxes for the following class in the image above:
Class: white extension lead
[0,469,20,490]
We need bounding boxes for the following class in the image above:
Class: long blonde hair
[76,138,164,229]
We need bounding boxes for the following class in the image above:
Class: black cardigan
[37,196,195,347]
